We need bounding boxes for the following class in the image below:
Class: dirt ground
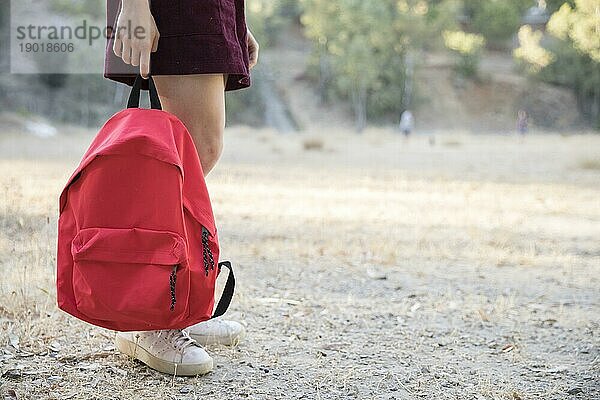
[0,126,599,399]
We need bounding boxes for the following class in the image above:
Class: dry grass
[1,127,599,399]
[302,137,324,151]
[441,138,462,147]
[578,158,600,170]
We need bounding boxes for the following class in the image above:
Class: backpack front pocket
[70,227,190,328]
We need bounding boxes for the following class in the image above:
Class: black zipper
[202,226,215,276]
[169,226,214,310]
[169,264,178,311]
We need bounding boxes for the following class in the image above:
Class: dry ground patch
[1,127,599,399]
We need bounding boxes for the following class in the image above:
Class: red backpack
[56,77,234,331]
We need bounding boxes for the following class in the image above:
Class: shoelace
[164,329,197,352]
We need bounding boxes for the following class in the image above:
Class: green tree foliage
[300,0,459,131]
[0,1,8,71]
[514,26,554,72]
[50,0,104,19]
[516,0,600,127]
[247,0,302,48]
[547,1,600,62]
[545,0,576,13]
[443,30,486,77]
[471,1,522,47]
[463,0,533,17]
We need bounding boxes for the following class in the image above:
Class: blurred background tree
[443,30,486,77]
[301,0,460,131]
[545,0,577,13]
[0,0,8,72]
[50,0,104,19]
[470,1,522,49]
[0,0,598,131]
[515,0,600,127]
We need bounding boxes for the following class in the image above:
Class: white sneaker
[115,330,213,376]
[185,318,246,346]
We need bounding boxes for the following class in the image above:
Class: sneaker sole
[115,335,213,376]
[188,328,246,346]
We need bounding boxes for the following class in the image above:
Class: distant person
[399,110,414,137]
[517,109,529,136]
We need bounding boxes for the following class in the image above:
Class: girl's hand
[113,0,160,78]
[247,28,259,69]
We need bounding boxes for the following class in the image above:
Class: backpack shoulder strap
[211,261,235,319]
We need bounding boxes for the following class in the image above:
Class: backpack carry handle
[127,75,162,110]
[211,261,235,319]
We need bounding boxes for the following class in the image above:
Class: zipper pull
[202,226,215,276]
[169,264,178,311]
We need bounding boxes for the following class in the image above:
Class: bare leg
[153,74,229,176]
[154,74,245,344]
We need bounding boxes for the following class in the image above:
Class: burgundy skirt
[104,0,251,92]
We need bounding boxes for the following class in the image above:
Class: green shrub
[472,1,521,47]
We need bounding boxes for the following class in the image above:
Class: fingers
[113,34,123,57]
[140,48,151,78]
[152,32,160,52]
[130,46,141,67]
[121,39,132,64]
[249,45,259,69]
[115,35,155,78]
[247,30,259,69]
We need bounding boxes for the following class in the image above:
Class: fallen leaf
[501,344,515,353]
[478,309,490,322]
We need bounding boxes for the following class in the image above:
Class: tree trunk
[352,80,367,133]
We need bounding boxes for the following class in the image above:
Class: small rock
[48,341,61,352]
[179,385,193,394]
[109,366,127,376]
[2,369,22,380]
[77,362,100,371]
[366,267,387,280]
[4,389,18,400]
[8,334,20,351]
[567,387,583,395]
[409,302,421,314]
[545,365,568,373]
